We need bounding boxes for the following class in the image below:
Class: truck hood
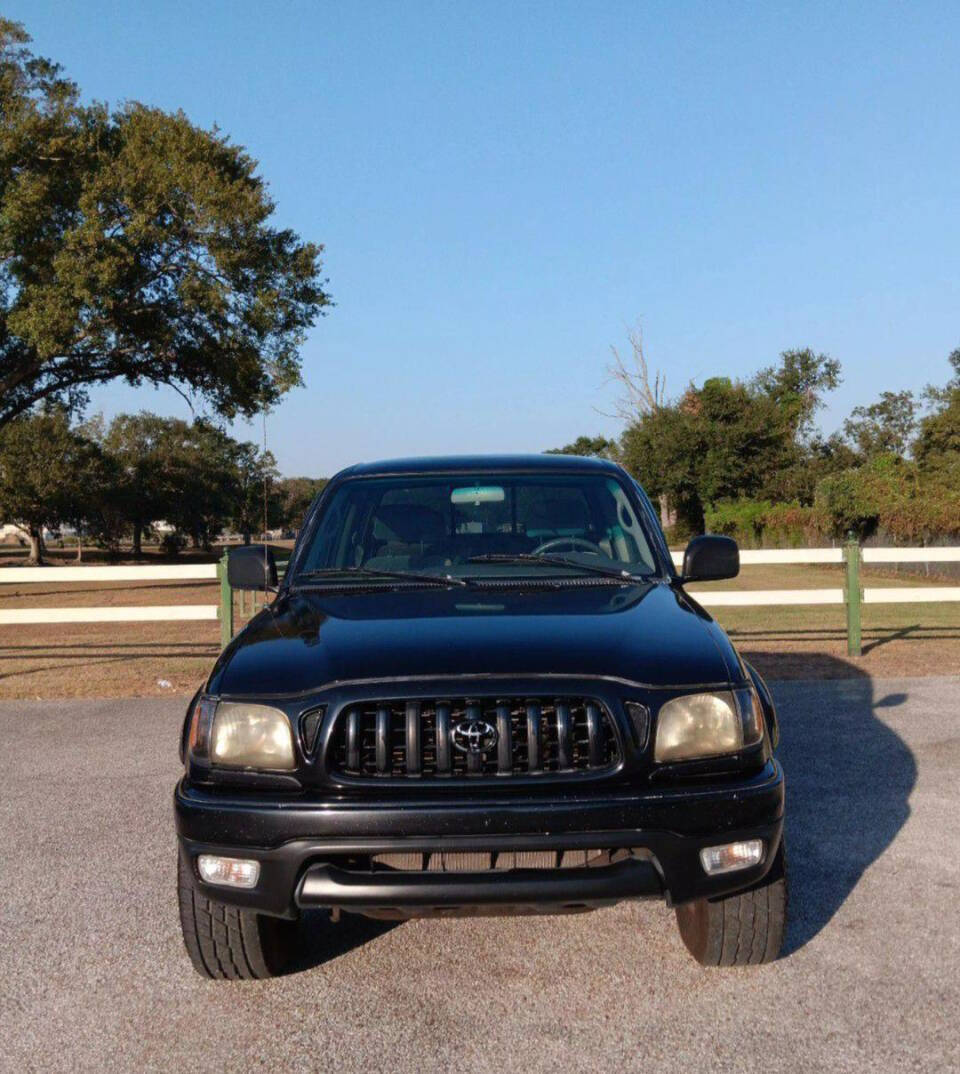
[208,581,739,697]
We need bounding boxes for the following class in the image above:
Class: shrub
[761,503,829,546]
[703,500,773,545]
[815,455,960,542]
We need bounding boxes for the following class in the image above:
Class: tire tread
[177,853,294,979]
[675,842,788,967]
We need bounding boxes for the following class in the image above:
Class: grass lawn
[0,560,957,698]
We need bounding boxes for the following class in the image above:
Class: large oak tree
[0,19,330,428]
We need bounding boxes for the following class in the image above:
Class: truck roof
[337,454,622,479]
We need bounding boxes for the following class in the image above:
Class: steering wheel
[532,536,604,556]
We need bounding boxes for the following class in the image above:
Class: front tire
[675,842,787,966]
[177,853,298,979]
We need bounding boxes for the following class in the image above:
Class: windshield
[293,472,660,583]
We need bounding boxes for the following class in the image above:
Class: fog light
[699,839,764,876]
[196,854,260,889]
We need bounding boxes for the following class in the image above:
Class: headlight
[188,699,296,769]
[653,688,763,763]
[211,702,296,769]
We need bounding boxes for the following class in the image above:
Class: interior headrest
[373,504,446,543]
[531,496,590,528]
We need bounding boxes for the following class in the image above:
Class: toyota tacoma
[175,455,786,977]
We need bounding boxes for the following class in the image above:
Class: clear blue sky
[8,1,960,476]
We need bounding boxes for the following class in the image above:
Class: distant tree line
[0,409,326,563]
[551,340,960,545]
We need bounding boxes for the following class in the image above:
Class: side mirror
[681,534,739,582]
[227,544,278,590]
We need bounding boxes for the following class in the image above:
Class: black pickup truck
[175,455,786,977]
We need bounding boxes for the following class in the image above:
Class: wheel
[675,841,787,966]
[177,852,298,979]
[531,536,605,556]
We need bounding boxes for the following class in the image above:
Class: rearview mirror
[227,545,278,590]
[451,485,505,504]
[681,535,739,582]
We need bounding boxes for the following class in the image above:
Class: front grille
[370,850,610,870]
[328,697,621,779]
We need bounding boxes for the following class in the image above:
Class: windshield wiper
[293,567,471,589]
[467,554,649,583]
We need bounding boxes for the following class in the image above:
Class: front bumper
[175,759,784,918]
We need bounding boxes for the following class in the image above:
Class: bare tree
[602,323,675,528]
[603,322,667,422]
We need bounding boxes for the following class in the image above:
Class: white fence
[669,547,960,608]
[1,548,959,650]
[681,547,960,565]
[1,564,217,584]
[0,563,219,625]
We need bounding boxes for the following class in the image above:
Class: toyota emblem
[451,718,499,754]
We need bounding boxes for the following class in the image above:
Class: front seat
[364,503,448,569]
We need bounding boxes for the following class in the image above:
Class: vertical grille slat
[405,701,421,775]
[332,695,620,780]
[346,710,360,771]
[375,706,390,775]
[436,701,452,774]
[465,702,482,774]
[495,702,512,775]
[526,701,542,774]
[585,701,605,768]
[555,700,572,770]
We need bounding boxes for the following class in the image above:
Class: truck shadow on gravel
[752,653,918,956]
[278,653,917,973]
[286,911,397,972]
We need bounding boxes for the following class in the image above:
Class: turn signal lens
[699,840,764,875]
[197,855,260,889]
[187,696,218,759]
[736,686,765,745]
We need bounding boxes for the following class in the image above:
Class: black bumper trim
[174,761,784,846]
[179,816,782,918]
[174,760,785,918]
[296,857,663,909]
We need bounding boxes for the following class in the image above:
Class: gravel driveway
[2,675,958,1073]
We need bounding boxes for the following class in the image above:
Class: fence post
[844,532,862,657]
[218,551,233,648]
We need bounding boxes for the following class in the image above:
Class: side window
[305,491,368,569]
[603,480,655,570]
[631,478,673,570]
